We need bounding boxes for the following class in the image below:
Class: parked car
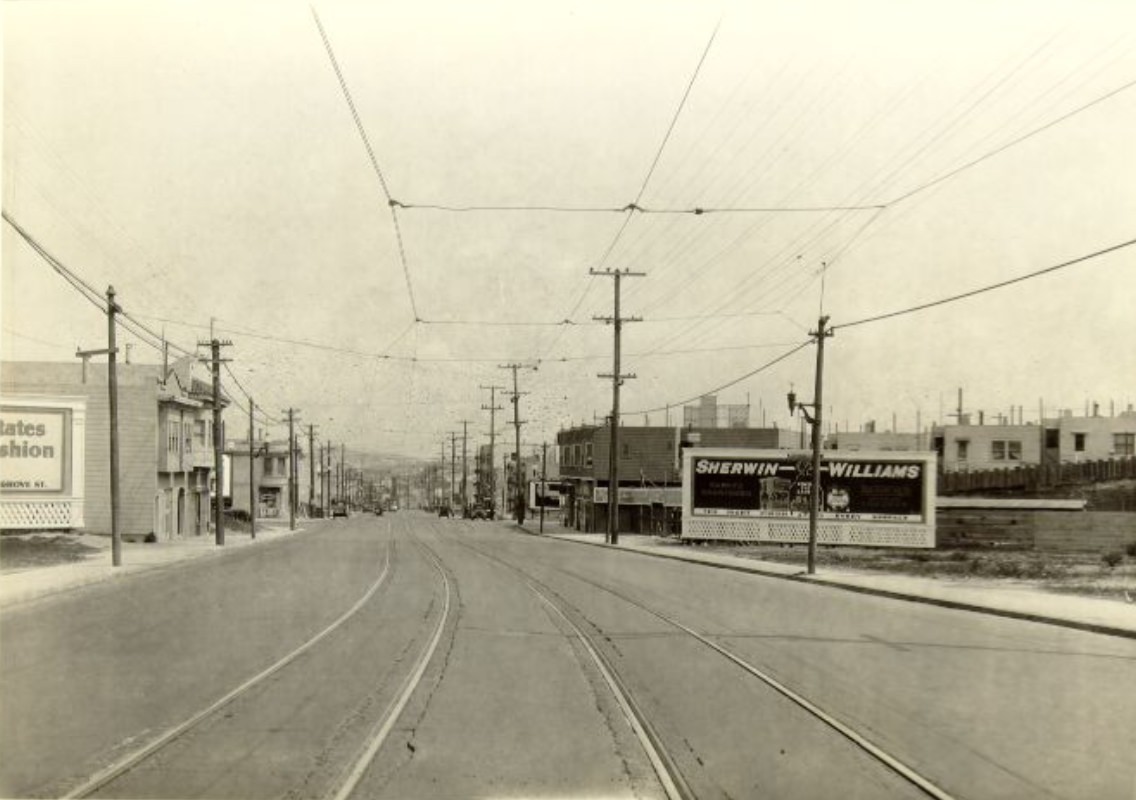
[438,505,451,518]
[331,502,348,518]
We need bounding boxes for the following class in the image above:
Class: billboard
[683,448,935,547]
[0,406,71,493]
[0,397,86,529]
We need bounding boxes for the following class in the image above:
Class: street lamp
[788,385,822,575]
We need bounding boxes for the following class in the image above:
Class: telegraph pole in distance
[592,268,643,545]
[307,424,317,517]
[539,441,548,534]
[199,335,233,546]
[459,419,471,513]
[480,385,504,518]
[500,363,537,524]
[283,409,300,530]
[449,432,458,511]
[249,398,256,539]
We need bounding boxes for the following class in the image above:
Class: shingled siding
[2,363,160,537]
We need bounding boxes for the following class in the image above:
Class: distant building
[226,437,309,519]
[1,357,226,539]
[932,407,1136,472]
[934,423,1044,472]
[1045,407,1136,464]
[557,423,794,534]
[683,394,749,429]
[828,431,927,452]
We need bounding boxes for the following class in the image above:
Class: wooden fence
[939,457,1136,496]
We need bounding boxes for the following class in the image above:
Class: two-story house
[1,357,226,540]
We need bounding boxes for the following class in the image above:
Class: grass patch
[0,534,102,570]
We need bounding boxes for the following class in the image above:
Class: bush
[1126,541,1136,558]
[1101,550,1124,569]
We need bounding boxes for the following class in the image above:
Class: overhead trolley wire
[540,16,722,363]
[310,6,421,321]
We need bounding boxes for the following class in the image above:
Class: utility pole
[249,398,256,539]
[198,335,233,546]
[500,363,537,523]
[591,268,643,545]
[340,443,346,507]
[76,290,123,565]
[539,441,548,534]
[307,424,317,517]
[787,316,833,575]
[283,409,299,530]
[450,432,458,510]
[106,287,123,566]
[480,385,504,518]
[460,419,471,513]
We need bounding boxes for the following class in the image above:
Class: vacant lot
[0,533,106,571]
[699,542,1136,604]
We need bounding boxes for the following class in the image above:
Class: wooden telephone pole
[591,268,643,545]
[499,363,537,523]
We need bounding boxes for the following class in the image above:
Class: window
[167,421,180,454]
[956,440,969,461]
[1114,433,1135,457]
[992,440,1022,461]
[621,443,630,458]
[195,420,206,448]
[585,443,593,466]
[1073,433,1086,452]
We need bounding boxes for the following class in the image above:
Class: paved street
[3,512,1135,798]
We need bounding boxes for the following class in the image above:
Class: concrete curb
[0,524,310,611]
[514,524,1136,641]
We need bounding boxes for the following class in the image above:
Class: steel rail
[66,526,395,799]
[438,528,691,800]
[553,562,958,800]
[330,524,453,800]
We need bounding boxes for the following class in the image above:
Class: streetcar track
[448,526,957,800]
[550,559,959,800]
[437,529,692,800]
[65,523,397,799]
[330,524,453,800]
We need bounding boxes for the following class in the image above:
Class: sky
[3,0,1135,461]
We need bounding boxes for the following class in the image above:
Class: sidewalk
[533,530,1136,640]
[0,522,306,610]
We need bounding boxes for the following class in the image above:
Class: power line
[834,237,1136,331]
[4,211,194,358]
[621,340,812,417]
[392,201,885,214]
[886,75,1136,206]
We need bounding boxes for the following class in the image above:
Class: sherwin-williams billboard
[683,449,935,547]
